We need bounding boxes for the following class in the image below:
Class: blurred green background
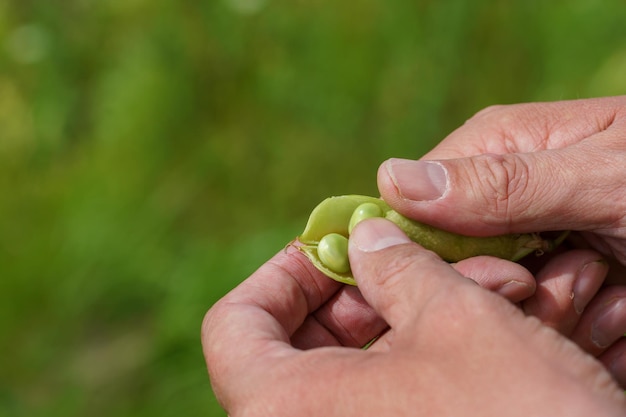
[1,0,625,415]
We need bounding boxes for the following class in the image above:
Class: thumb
[348,218,474,327]
[377,150,623,236]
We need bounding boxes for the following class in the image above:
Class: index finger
[201,245,342,388]
[202,244,342,348]
[423,98,620,160]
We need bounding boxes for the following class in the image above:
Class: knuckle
[368,246,439,290]
[467,104,509,123]
[361,246,442,318]
[467,153,534,227]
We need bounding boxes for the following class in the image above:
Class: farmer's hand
[377,96,626,386]
[202,219,626,416]
[378,96,626,266]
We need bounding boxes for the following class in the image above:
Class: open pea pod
[297,195,567,286]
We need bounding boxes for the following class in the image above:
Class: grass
[1,0,626,415]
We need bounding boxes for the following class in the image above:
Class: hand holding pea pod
[297,194,567,285]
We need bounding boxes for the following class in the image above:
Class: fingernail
[351,218,412,253]
[591,297,626,348]
[385,159,448,201]
[573,260,608,314]
[609,352,625,385]
[497,280,534,300]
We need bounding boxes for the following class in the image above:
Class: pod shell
[298,195,557,285]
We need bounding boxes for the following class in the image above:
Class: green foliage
[1,0,625,415]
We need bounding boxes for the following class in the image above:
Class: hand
[202,219,626,416]
[377,96,626,266]
[521,248,626,387]
[376,95,626,387]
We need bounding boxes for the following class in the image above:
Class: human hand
[377,96,626,266]
[520,248,626,387]
[202,219,626,416]
[376,96,626,385]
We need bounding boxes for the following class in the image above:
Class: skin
[378,96,626,265]
[203,97,626,414]
[202,219,626,416]
[376,96,626,380]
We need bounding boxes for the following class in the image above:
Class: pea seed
[348,202,384,233]
[317,233,350,274]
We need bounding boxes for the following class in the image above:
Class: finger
[421,98,623,160]
[452,256,535,303]
[569,286,626,357]
[362,256,535,350]
[296,250,540,350]
[522,250,608,335]
[348,218,476,328]
[290,285,388,349]
[228,244,343,336]
[566,232,626,285]
[377,98,626,238]
[202,246,341,395]
[377,142,626,237]
[598,338,626,389]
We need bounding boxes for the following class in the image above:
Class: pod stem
[511,231,571,261]
[550,230,571,249]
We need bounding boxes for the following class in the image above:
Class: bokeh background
[1,0,626,415]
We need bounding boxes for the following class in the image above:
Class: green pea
[348,202,384,234]
[317,233,350,274]
[297,194,568,286]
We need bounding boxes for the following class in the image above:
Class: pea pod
[297,195,567,286]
